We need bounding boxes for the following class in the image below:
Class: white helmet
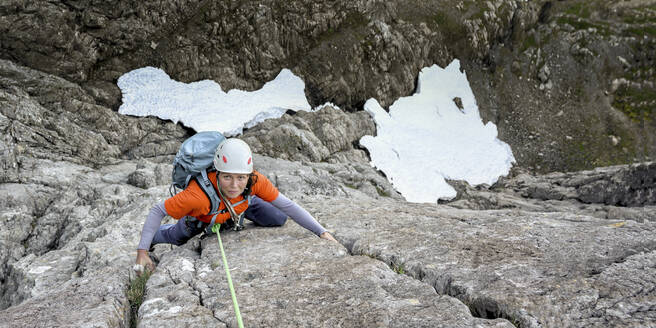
[213,138,253,174]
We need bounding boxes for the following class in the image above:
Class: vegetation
[555,16,611,37]
[520,34,537,53]
[431,10,468,47]
[314,11,368,44]
[392,262,405,275]
[559,118,639,171]
[625,25,656,37]
[612,85,656,122]
[127,270,151,328]
[344,183,358,190]
[564,1,592,19]
[376,186,390,197]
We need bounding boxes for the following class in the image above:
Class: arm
[270,193,337,242]
[137,201,167,250]
[135,201,167,272]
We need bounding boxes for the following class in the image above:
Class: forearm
[137,201,167,250]
[271,193,327,236]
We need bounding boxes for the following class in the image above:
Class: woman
[136,138,337,271]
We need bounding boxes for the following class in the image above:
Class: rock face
[1,150,654,327]
[445,162,656,224]
[1,1,656,328]
[504,162,656,207]
[1,0,654,172]
[242,106,375,163]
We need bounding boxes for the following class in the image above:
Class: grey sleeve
[270,193,327,236]
[137,201,167,250]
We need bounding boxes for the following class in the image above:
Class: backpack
[170,131,248,232]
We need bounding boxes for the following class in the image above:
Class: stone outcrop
[1,60,653,325]
[241,106,375,164]
[1,0,654,172]
[503,162,656,206]
[319,198,656,327]
[445,162,656,223]
[0,59,186,167]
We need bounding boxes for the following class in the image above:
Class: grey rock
[1,1,656,327]
[504,162,656,206]
[141,222,514,328]
[306,197,656,328]
[606,205,656,223]
[253,154,402,201]
[444,162,656,225]
[2,1,655,172]
[537,64,550,83]
[242,106,375,163]
[0,59,187,166]
[128,169,156,189]
[1,151,655,327]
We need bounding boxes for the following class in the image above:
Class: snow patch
[117,67,311,136]
[359,59,515,203]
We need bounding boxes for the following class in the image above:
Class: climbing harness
[183,190,251,234]
[212,223,244,328]
[217,186,249,232]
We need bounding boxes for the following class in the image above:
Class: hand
[135,249,155,275]
[319,231,338,243]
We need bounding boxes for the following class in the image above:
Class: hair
[242,172,257,196]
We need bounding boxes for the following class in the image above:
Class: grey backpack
[171,131,225,193]
[170,131,249,232]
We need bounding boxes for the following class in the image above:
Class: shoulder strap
[195,169,222,215]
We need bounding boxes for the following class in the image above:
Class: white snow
[359,60,515,203]
[117,67,311,136]
[117,62,514,202]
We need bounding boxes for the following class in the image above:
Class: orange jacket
[164,170,279,224]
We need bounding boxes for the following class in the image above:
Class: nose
[230,179,239,189]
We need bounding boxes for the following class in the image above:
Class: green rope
[212,223,244,328]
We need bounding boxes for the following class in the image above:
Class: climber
[135,138,337,272]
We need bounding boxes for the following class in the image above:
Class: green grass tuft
[392,263,405,275]
[127,270,151,328]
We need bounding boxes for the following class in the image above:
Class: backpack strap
[195,169,222,216]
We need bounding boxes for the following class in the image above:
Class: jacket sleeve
[271,193,327,236]
[137,201,168,250]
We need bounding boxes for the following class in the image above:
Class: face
[217,172,249,199]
